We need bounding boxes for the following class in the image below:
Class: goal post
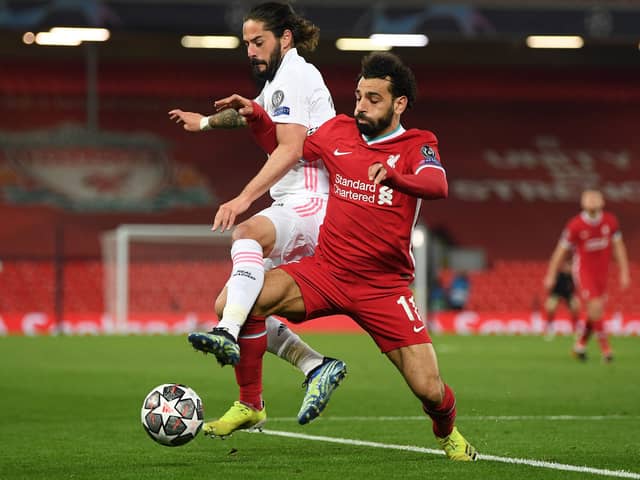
[101,224,232,333]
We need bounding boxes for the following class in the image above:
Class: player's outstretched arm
[544,243,569,291]
[168,108,247,132]
[368,163,448,199]
[613,236,630,289]
[211,99,306,232]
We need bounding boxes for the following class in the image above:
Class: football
[141,383,204,446]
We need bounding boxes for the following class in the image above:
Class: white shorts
[255,196,327,269]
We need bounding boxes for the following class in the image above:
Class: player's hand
[212,195,252,232]
[168,109,205,132]
[213,94,254,116]
[620,271,630,290]
[368,162,388,185]
[543,273,555,291]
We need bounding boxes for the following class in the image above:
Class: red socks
[575,320,593,350]
[235,316,267,410]
[423,383,457,438]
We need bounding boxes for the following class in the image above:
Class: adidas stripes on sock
[218,239,264,339]
[265,316,324,376]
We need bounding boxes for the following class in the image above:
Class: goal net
[100,223,428,334]
[101,224,232,333]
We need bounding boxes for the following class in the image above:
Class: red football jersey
[302,114,444,287]
[561,211,621,289]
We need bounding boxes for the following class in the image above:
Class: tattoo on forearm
[210,109,248,129]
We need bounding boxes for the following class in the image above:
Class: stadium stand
[2,258,638,315]
[1,60,638,319]
[0,260,55,313]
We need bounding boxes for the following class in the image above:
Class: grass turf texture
[1,334,639,480]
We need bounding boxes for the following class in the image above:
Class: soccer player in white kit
[169,2,346,435]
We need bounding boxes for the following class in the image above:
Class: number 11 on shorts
[397,295,425,332]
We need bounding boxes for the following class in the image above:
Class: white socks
[265,316,324,376]
[217,239,324,377]
[217,239,264,340]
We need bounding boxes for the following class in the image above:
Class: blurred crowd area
[0,1,639,320]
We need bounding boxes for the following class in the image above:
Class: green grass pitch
[1,333,639,480]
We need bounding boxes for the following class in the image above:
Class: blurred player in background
[190,52,478,461]
[543,256,580,339]
[544,189,630,362]
[169,2,346,435]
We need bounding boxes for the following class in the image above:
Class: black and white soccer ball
[141,383,204,446]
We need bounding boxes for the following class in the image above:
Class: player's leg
[266,316,322,373]
[265,315,346,422]
[199,288,268,436]
[572,276,592,361]
[355,288,476,460]
[201,268,306,437]
[263,314,348,426]
[574,297,605,361]
[190,201,336,370]
[260,198,329,366]
[191,202,346,428]
[258,199,346,423]
[276,258,349,425]
[568,295,580,331]
[216,215,276,339]
[586,296,612,362]
[573,273,610,361]
[386,344,477,461]
[188,215,276,365]
[544,295,559,339]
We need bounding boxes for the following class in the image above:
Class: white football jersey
[255,48,334,201]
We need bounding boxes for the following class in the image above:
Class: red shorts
[279,256,431,353]
[576,271,607,301]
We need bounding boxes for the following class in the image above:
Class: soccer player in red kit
[190,52,478,460]
[544,189,630,362]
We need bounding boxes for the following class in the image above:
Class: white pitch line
[259,429,640,479]
[265,414,639,422]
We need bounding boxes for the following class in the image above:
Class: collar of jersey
[580,210,603,225]
[362,124,406,145]
[268,48,299,85]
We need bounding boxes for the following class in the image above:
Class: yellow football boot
[437,426,478,461]
[203,401,267,437]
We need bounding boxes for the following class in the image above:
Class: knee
[412,375,444,407]
[424,379,445,406]
[586,300,603,320]
[231,223,255,242]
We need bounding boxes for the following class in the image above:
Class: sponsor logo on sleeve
[419,144,441,167]
[272,90,284,108]
[273,106,290,116]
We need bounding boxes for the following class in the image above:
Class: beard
[355,105,394,138]
[250,40,282,83]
